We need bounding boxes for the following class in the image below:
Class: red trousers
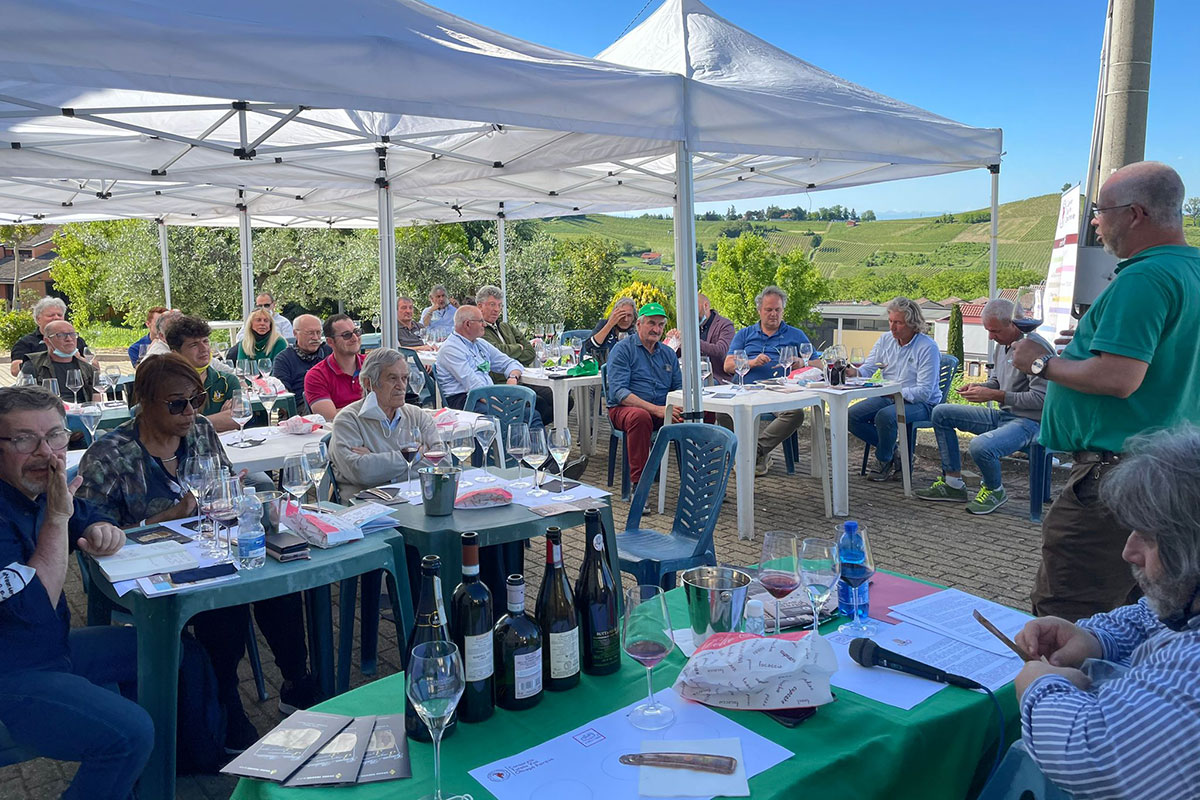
[608,406,664,486]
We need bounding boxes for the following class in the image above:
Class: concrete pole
[1098,0,1154,180]
[157,220,172,308]
[498,214,508,322]
[672,140,702,417]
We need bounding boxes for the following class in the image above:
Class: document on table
[468,688,791,800]
[117,517,241,598]
[825,628,945,710]
[889,588,1033,657]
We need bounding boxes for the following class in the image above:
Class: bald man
[273,314,331,413]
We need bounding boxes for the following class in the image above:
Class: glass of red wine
[424,427,452,471]
[398,420,422,498]
[1013,284,1045,334]
[622,585,676,730]
[758,531,802,635]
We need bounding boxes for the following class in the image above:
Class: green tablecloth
[233,587,1017,800]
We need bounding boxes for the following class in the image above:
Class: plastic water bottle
[743,599,766,636]
[837,521,869,617]
[236,487,266,569]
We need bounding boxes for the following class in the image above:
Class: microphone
[848,638,982,690]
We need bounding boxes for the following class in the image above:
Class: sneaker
[223,705,260,755]
[966,486,1008,515]
[916,478,968,502]
[867,458,897,482]
[278,673,321,715]
[563,455,589,480]
[755,450,775,476]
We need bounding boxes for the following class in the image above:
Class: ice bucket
[419,466,460,516]
[681,566,753,647]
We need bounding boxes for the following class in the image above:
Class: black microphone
[848,638,982,690]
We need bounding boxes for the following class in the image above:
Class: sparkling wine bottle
[405,555,457,741]
[451,532,494,722]
[536,527,581,690]
[493,574,543,710]
[575,510,620,675]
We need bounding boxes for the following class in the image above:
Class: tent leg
[498,214,508,323]
[988,164,1000,300]
[237,204,254,318]
[377,149,398,349]
[672,141,702,418]
[157,219,172,309]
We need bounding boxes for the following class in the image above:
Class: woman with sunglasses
[76,353,318,753]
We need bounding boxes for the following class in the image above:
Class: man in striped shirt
[1010,426,1200,799]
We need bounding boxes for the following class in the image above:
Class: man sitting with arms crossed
[396,296,433,351]
[917,297,1051,514]
[476,284,566,427]
[420,284,458,336]
[606,303,683,494]
[304,314,365,421]
[273,314,330,415]
[1002,425,1200,800]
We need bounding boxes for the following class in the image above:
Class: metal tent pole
[376,147,398,348]
[673,140,702,417]
[989,164,1000,300]
[157,219,172,308]
[237,201,254,317]
[498,211,508,322]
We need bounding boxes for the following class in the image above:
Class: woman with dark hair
[76,354,318,752]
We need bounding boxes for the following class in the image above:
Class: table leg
[306,586,336,701]
[826,396,851,517]
[135,599,184,800]
[893,390,912,498]
[337,575,359,695]
[733,407,757,540]
[811,403,832,518]
[552,382,568,439]
[809,411,822,479]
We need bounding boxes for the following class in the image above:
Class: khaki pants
[757,409,805,459]
[1031,460,1141,620]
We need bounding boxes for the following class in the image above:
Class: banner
[1038,186,1080,342]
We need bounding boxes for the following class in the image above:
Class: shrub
[607,281,675,327]
[0,308,36,350]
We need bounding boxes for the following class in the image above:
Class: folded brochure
[284,716,376,787]
[221,711,352,783]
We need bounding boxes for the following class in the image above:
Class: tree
[701,233,825,329]
[725,205,739,221]
[860,210,877,222]
[554,236,628,328]
[947,303,964,375]
[0,223,44,310]
[607,280,674,327]
[1185,197,1200,226]
[1061,182,1072,192]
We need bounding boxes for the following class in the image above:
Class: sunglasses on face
[163,394,205,415]
[332,327,363,341]
[256,303,273,310]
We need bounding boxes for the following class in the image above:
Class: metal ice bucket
[681,566,752,646]
[419,466,460,516]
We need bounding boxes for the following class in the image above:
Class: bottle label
[507,582,525,613]
[513,649,542,699]
[238,531,265,560]
[549,628,580,679]
[464,631,493,682]
[590,628,620,668]
[592,534,604,551]
[432,579,447,634]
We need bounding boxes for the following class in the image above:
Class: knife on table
[618,753,737,775]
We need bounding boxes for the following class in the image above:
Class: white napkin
[638,738,749,798]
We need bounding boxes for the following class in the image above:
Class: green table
[84,530,412,800]
[233,586,1017,800]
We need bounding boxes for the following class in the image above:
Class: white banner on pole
[1038,185,1080,342]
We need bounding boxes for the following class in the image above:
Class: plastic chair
[617,423,736,589]
[398,347,435,408]
[463,384,536,467]
[601,363,634,499]
[1027,443,1055,523]
[561,328,594,346]
[860,354,959,475]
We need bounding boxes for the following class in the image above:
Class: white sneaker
[755,450,775,476]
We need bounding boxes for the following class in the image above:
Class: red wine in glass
[624,639,671,668]
[424,449,447,467]
[760,570,801,599]
[1013,317,1043,334]
[401,446,421,464]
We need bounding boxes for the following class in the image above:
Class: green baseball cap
[638,302,667,319]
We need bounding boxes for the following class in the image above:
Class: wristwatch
[1030,354,1054,376]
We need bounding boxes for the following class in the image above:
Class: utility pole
[1097,0,1154,181]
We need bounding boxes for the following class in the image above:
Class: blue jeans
[930,404,1040,490]
[847,395,934,465]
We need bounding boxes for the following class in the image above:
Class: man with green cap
[606,302,683,490]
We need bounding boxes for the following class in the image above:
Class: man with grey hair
[1001,425,1200,799]
[917,297,1052,514]
[476,285,564,425]
[1010,161,1200,619]
[9,296,90,376]
[19,320,100,405]
[849,296,942,481]
[396,295,431,350]
[585,296,637,364]
[421,284,458,336]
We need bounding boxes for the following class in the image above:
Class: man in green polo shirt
[166,315,239,431]
[1012,161,1200,620]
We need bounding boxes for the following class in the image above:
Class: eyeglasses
[46,331,79,340]
[255,303,273,310]
[331,327,363,341]
[163,394,205,415]
[1091,203,1134,218]
[0,429,71,454]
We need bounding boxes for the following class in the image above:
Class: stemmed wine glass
[236,359,255,389]
[257,382,278,426]
[449,424,476,488]
[302,441,328,503]
[424,427,450,470]
[95,370,112,402]
[849,347,866,376]
[228,391,253,447]
[776,346,797,380]
[799,342,814,365]
[66,369,84,405]
[256,357,273,379]
[622,585,676,730]
[524,428,549,497]
[407,365,426,405]
[699,357,713,385]
[548,427,573,501]
[472,417,498,483]
[758,531,802,635]
[104,365,123,402]
[207,475,242,564]
[41,378,60,398]
[507,422,532,488]
[398,421,423,498]
[181,455,218,546]
[799,538,840,635]
[1013,285,1045,333]
[281,454,312,513]
[837,523,878,636]
[78,404,102,444]
[733,350,749,391]
[406,641,465,800]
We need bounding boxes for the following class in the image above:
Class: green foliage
[608,281,675,327]
[555,237,629,329]
[76,324,143,349]
[959,210,991,224]
[1185,197,1200,225]
[701,235,825,329]
[0,308,35,349]
[860,210,877,222]
[947,304,964,373]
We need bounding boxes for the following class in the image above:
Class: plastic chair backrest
[627,423,736,551]
[937,354,959,404]
[318,432,342,503]
[561,328,594,346]
[65,413,94,447]
[398,347,434,407]
[462,385,536,467]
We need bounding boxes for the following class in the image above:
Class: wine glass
[302,441,329,501]
[424,427,450,470]
[207,475,242,563]
[449,424,476,488]
[94,370,111,401]
[622,585,675,730]
[570,337,583,364]
[507,422,532,488]
[77,404,102,443]
[66,369,84,405]
[281,453,312,511]
[1013,285,1045,334]
[406,641,465,800]
[182,455,218,543]
[733,350,749,391]
[398,421,422,497]
[407,365,426,404]
[105,365,123,402]
[548,427,573,502]
[849,347,866,374]
[237,359,256,390]
[699,357,713,385]
[533,338,548,368]
[41,378,60,399]
[800,538,840,635]
[799,342,814,365]
[837,523,878,636]
[16,373,37,387]
[524,428,549,497]
[228,392,253,447]
[758,531,801,635]
[472,417,498,483]
[257,382,278,425]
[81,346,96,366]
[776,346,797,380]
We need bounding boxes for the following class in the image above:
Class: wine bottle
[493,574,543,710]
[575,510,620,675]
[451,532,494,722]
[536,527,581,690]
[405,555,457,741]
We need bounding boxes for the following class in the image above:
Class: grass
[77,324,144,350]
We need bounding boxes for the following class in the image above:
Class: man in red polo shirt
[304,314,365,419]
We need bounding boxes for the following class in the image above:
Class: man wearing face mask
[19,320,99,404]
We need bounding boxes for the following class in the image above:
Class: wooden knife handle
[618,752,737,775]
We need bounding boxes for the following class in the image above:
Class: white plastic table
[663,386,830,540]
[520,367,602,456]
[220,427,330,473]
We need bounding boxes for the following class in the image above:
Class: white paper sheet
[468,689,792,800]
[889,588,1033,657]
[672,628,698,658]
[863,620,1022,692]
[381,469,610,510]
[124,517,242,597]
[825,628,945,710]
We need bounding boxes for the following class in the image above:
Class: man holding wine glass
[1008,161,1200,620]
[917,297,1050,515]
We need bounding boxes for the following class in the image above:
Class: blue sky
[434,0,1197,218]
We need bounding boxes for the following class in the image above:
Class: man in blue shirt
[607,303,683,488]
[725,286,820,474]
[127,305,167,365]
[421,284,459,337]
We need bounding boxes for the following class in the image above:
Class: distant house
[640,252,662,266]
[845,219,857,227]
[931,290,1022,378]
[0,230,59,309]
[814,297,947,353]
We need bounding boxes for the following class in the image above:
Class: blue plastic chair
[463,385,537,467]
[617,423,736,589]
[65,413,95,447]
[398,347,435,408]
[860,353,959,475]
[561,328,594,346]
[1028,443,1055,522]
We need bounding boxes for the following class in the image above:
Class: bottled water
[236,487,266,569]
[743,599,766,636]
[837,520,870,617]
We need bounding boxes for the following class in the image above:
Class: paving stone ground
[0,396,1055,799]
